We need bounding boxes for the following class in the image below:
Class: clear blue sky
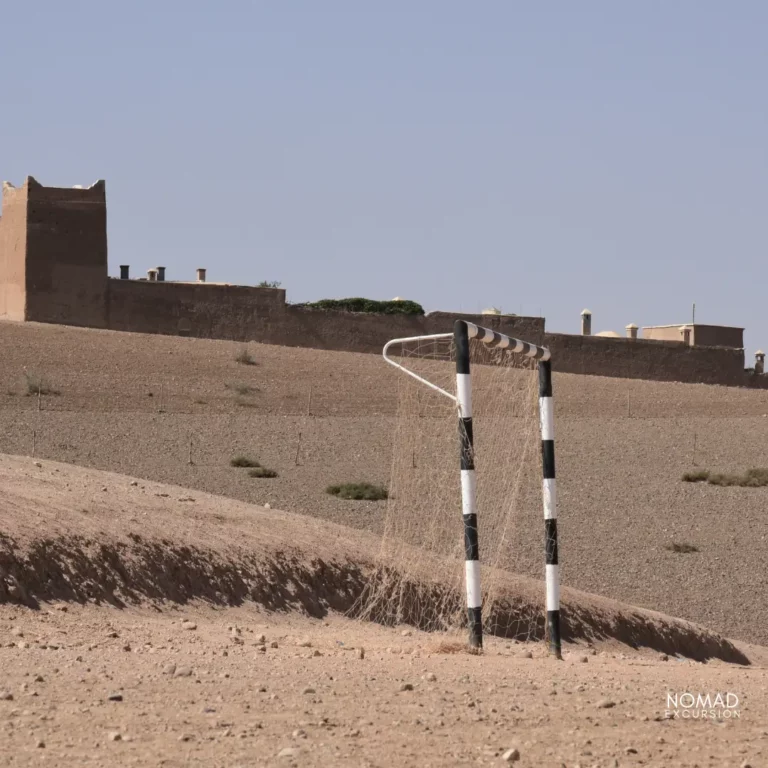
[3,2,766,351]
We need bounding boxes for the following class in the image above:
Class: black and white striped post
[539,359,562,658]
[454,320,482,649]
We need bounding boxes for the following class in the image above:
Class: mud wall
[107,280,288,339]
[106,279,545,352]
[545,332,746,386]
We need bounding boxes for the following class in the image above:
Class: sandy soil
[0,456,767,767]
[2,603,767,768]
[2,321,768,647]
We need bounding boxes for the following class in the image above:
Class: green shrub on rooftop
[300,298,425,316]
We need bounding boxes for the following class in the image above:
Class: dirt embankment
[0,455,750,666]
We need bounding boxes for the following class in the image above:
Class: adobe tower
[0,176,108,327]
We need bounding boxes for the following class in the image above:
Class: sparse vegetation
[299,298,425,316]
[23,372,60,397]
[225,382,259,396]
[257,280,281,289]
[326,482,388,501]
[682,470,710,483]
[248,466,278,478]
[682,468,768,487]
[230,456,260,468]
[430,639,482,656]
[235,348,258,366]
[666,542,699,554]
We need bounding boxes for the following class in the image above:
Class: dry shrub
[225,382,259,396]
[248,467,278,478]
[666,542,699,554]
[430,639,483,655]
[230,456,260,468]
[327,483,388,501]
[235,348,257,366]
[682,470,709,483]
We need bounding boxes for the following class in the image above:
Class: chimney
[681,326,692,345]
[147,269,158,282]
[196,268,207,283]
[756,350,765,375]
[119,265,130,280]
[581,309,592,336]
[156,266,166,282]
[625,323,638,340]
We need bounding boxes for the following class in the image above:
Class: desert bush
[248,467,278,478]
[686,467,768,487]
[744,467,768,485]
[299,298,424,316]
[257,280,281,288]
[326,482,388,501]
[225,382,259,396]
[230,456,260,468]
[682,470,710,482]
[235,348,257,366]
[707,472,742,487]
[666,542,699,554]
[23,372,60,397]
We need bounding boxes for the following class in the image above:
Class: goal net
[355,329,548,643]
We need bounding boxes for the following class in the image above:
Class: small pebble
[173,667,193,678]
[399,683,414,692]
[356,647,365,660]
[182,621,197,631]
[107,693,123,702]
[596,699,616,709]
[502,747,520,762]
[108,732,122,742]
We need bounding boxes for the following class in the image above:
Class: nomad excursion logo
[665,692,740,719]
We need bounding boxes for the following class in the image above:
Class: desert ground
[2,321,768,644]
[1,454,767,768]
[2,320,768,766]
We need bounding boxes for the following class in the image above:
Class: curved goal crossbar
[465,322,551,361]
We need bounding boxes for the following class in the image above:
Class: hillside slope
[2,320,768,644]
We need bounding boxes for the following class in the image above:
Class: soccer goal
[362,319,561,656]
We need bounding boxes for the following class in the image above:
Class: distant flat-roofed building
[642,324,743,348]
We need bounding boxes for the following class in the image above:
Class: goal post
[382,319,562,657]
